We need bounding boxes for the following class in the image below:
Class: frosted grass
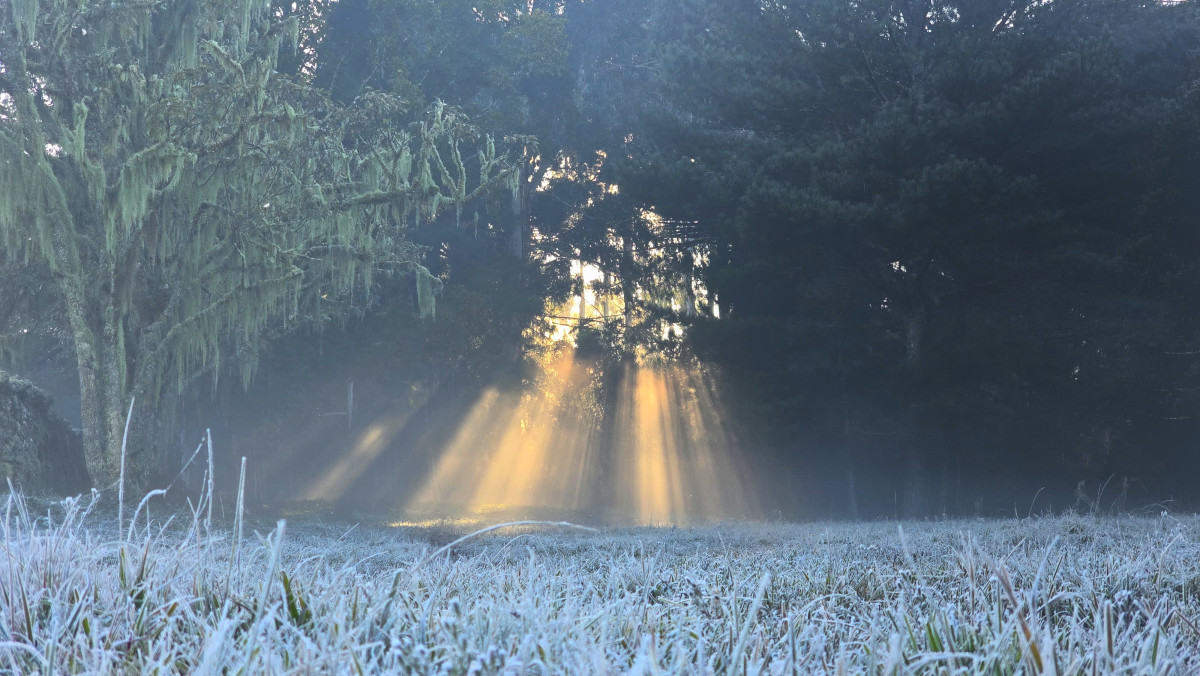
[2,491,1199,674]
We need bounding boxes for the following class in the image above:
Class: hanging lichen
[106,141,188,253]
[203,40,245,83]
[415,264,441,320]
[10,0,38,43]
[0,0,519,487]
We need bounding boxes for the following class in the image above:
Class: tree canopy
[0,0,517,488]
[2,0,1197,516]
[621,0,1200,514]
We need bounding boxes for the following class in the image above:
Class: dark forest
[2,0,1199,522]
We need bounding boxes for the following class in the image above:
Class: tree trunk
[602,270,611,319]
[508,219,526,259]
[509,166,530,259]
[902,445,926,519]
[685,263,697,317]
[906,305,926,365]
[576,258,588,330]
[101,304,131,489]
[845,455,859,520]
[621,228,635,341]
[843,406,859,520]
[11,42,113,487]
[60,277,109,486]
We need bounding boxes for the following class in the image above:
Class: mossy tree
[0,0,516,489]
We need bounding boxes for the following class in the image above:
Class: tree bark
[602,270,611,319]
[508,219,526,259]
[509,165,530,259]
[576,258,588,330]
[902,445,926,519]
[906,304,926,365]
[101,302,130,489]
[60,276,108,486]
[9,32,113,486]
[621,227,635,341]
[845,455,859,520]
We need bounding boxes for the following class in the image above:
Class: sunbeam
[395,350,758,524]
[303,407,414,501]
[612,363,755,524]
[408,352,597,513]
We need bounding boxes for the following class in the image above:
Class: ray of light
[613,363,683,522]
[610,363,755,524]
[396,349,758,525]
[407,352,598,514]
[303,406,415,501]
[410,387,517,506]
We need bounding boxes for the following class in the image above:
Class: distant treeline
[295,0,1200,516]
[3,0,1197,515]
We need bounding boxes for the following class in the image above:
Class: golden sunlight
[401,351,756,525]
[611,363,754,524]
[408,352,596,512]
[303,406,415,501]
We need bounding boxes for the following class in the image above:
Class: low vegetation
[2,482,1198,675]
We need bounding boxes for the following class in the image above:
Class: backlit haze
[224,253,775,527]
[290,272,763,526]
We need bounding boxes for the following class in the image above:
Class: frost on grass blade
[0,492,1198,674]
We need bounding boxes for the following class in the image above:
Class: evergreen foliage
[629,0,1200,515]
[3,0,1197,514]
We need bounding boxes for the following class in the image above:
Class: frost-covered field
[2,492,1199,674]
